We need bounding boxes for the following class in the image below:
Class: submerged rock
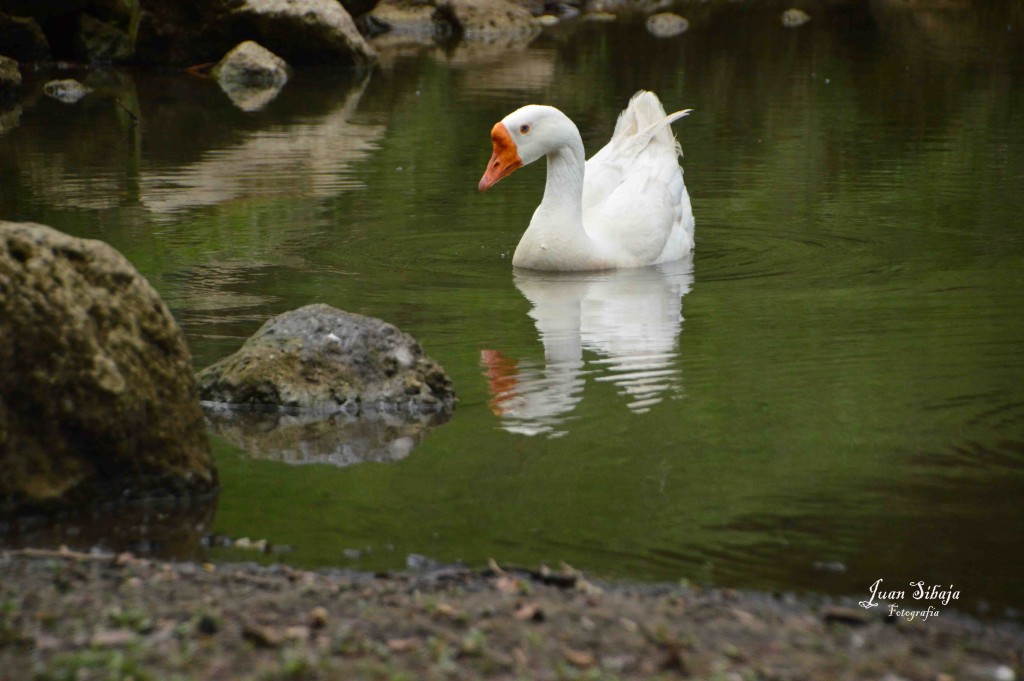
[781,8,810,28]
[0,221,217,513]
[645,12,688,38]
[196,304,457,415]
[42,78,92,104]
[212,41,290,111]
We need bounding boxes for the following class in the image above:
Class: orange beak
[478,122,523,192]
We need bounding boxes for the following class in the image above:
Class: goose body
[479,90,694,271]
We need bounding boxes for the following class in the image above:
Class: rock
[781,8,810,28]
[583,0,627,14]
[137,0,374,67]
[75,12,135,62]
[0,222,216,513]
[435,0,540,41]
[42,78,92,104]
[213,40,289,89]
[134,1,225,65]
[645,12,688,38]
[231,0,376,67]
[0,104,20,133]
[212,41,290,112]
[309,606,329,628]
[0,1,139,61]
[822,606,869,626]
[0,11,51,61]
[0,0,139,31]
[0,55,20,96]
[196,304,457,415]
[537,13,558,26]
[340,0,380,18]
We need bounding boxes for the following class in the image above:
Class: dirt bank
[0,549,1020,680]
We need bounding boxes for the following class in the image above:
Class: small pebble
[782,8,810,28]
[309,606,329,629]
[646,12,688,38]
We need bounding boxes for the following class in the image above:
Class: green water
[3,6,1024,616]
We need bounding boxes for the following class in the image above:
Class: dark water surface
[3,5,1024,617]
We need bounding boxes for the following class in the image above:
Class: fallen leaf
[514,603,544,622]
[242,623,282,649]
[433,602,458,618]
[496,576,523,596]
[565,648,595,668]
[823,606,868,626]
[284,625,310,641]
[90,629,136,648]
[387,637,420,653]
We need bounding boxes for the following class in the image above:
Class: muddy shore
[0,549,1020,680]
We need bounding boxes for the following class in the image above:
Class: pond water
[3,5,1024,617]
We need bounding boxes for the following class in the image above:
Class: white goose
[479,90,694,271]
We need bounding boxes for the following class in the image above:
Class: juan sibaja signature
[858,578,960,622]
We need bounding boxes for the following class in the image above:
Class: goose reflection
[481,255,694,436]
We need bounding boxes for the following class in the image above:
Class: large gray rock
[231,0,377,67]
[136,0,375,67]
[0,222,217,513]
[196,304,456,415]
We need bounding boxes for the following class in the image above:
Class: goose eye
[520,124,531,134]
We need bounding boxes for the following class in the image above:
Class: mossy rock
[197,304,456,415]
[0,221,217,513]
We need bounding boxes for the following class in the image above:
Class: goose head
[478,105,573,192]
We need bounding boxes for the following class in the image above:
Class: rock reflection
[203,406,450,467]
[482,256,693,436]
[140,78,384,217]
[375,39,556,94]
